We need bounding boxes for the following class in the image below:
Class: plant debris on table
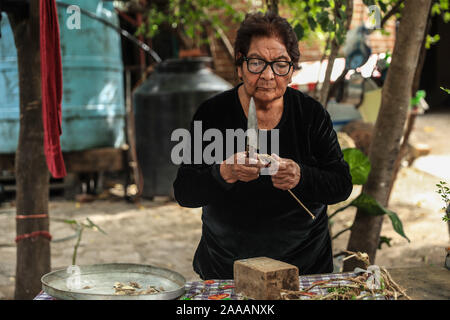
[280,251,411,300]
[113,281,165,295]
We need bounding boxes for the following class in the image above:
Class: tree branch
[332,226,353,240]
[380,0,405,29]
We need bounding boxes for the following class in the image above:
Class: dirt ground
[0,109,449,300]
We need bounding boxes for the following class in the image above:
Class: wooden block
[234,257,299,300]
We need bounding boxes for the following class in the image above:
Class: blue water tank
[0,0,125,153]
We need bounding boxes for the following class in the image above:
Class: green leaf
[378,236,392,249]
[338,8,346,20]
[380,29,391,37]
[294,24,305,40]
[410,90,426,106]
[62,219,78,225]
[425,34,440,49]
[441,0,449,11]
[350,193,385,216]
[307,16,317,30]
[441,87,450,94]
[316,11,330,31]
[444,12,450,23]
[85,217,107,235]
[432,3,441,16]
[362,0,376,6]
[335,30,346,45]
[385,210,410,242]
[342,148,371,185]
[350,193,410,242]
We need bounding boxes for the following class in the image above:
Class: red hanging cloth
[40,0,66,178]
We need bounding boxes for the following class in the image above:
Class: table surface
[34,266,450,300]
[34,271,367,300]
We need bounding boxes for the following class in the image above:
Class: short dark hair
[234,12,300,70]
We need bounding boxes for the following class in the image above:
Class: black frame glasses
[243,56,294,76]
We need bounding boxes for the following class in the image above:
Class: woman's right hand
[219,152,265,183]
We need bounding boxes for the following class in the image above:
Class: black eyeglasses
[243,56,294,76]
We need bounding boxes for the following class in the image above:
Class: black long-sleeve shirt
[173,84,353,279]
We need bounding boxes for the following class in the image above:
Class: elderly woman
[173,12,353,279]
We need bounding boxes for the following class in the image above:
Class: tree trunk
[343,0,433,271]
[375,3,431,208]
[319,38,339,107]
[311,36,331,100]
[319,0,353,108]
[8,4,51,299]
[412,9,433,96]
[265,0,279,15]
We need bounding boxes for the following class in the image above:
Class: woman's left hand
[269,154,301,190]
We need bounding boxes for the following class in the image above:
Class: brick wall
[207,0,396,85]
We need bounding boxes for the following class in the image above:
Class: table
[33,266,450,300]
[34,271,363,300]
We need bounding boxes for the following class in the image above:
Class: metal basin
[41,263,186,300]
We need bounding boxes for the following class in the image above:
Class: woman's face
[238,36,294,105]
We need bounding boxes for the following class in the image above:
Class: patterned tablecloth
[34,271,369,300]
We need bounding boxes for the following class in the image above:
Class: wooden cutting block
[234,257,299,300]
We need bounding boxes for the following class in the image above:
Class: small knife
[246,97,258,159]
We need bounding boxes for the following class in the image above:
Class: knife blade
[246,97,258,159]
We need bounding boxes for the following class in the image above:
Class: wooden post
[7,2,51,299]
